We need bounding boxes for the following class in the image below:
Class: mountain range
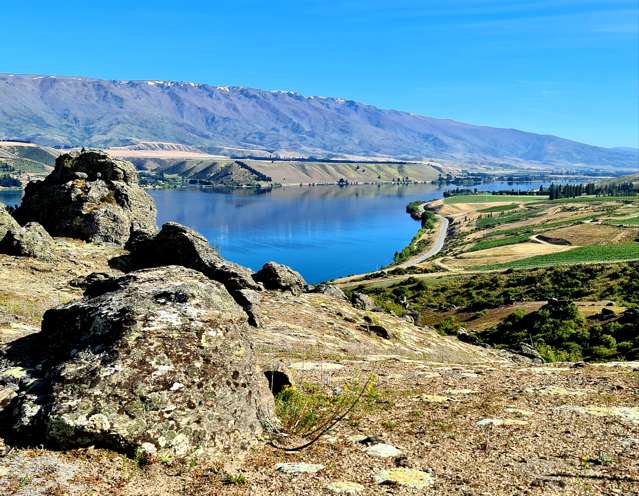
[0,74,637,170]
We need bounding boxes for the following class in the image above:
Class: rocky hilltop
[0,151,637,495]
[13,150,156,245]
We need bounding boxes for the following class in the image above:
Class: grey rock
[0,205,20,244]
[313,284,347,300]
[69,272,113,291]
[14,150,157,245]
[0,266,274,459]
[253,262,306,295]
[0,222,54,259]
[122,222,262,324]
[508,342,545,364]
[365,443,402,458]
[127,223,259,291]
[276,462,324,474]
[350,292,376,311]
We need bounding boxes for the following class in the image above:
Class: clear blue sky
[2,0,638,148]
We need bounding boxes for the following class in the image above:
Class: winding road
[332,209,449,285]
[397,215,449,268]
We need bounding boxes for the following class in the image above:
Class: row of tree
[541,182,638,200]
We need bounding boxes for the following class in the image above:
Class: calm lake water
[1,182,558,283]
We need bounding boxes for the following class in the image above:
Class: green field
[605,216,639,226]
[477,203,518,213]
[481,243,639,271]
[468,234,531,252]
[444,194,547,204]
[476,208,543,229]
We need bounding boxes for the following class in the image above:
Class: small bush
[275,376,380,436]
[223,473,247,485]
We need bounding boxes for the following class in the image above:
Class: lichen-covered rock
[350,292,376,311]
[0,206,20,243]
[313,284,347,300]
[13,150,156,245]
[123,222,262,324]
[0,266,274,459]
[140,223,259,292]
[374,468,434,488]
[253,262,306,295]
[0,222,54,259]
[508,342,545,364]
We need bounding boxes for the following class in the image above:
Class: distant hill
[0,141,56,176]
[0,74,637,171]
[598,173,639,186]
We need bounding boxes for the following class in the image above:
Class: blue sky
[2,0,638,148]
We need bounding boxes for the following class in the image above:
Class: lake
[1,182,557,283]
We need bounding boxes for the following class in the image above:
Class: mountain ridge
[0,73,637,170]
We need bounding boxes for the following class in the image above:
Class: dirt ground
[1,357,637,495]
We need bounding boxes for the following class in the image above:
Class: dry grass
[543,224,638,245]
[446,242,573,269]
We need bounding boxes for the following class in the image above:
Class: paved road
[397,215,449,268]
[333,213,449,285]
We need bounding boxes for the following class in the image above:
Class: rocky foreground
[0,151,637,495]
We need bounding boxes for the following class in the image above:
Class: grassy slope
[477,203,518,213]
[606,216,639,226]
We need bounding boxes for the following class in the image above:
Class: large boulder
[312,284,347,300]
[350,292,377,311]
[0,266,274,459]
[0,205,20,244]
[131,223,259,292]
[507,342,545,364]
[253,262,306,295]
[13,150,157,245]
[0,222,54,259]
[122,222,262,324]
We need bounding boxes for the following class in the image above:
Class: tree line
[541,182,638,200]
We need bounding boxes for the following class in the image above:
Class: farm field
[481,243,639,270]
[436,193,639,271]
[607,215,639,226]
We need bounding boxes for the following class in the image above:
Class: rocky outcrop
[0,222,54,259]
[507,343,545,364]
[0,206,19,244]
[350,292,377,311]
[121,222,262,324]
[312,284,347,300]
[253,262,306,295]
[13,150,157,245]
[0,266,274,459]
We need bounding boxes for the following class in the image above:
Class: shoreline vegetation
[340,189,638,365]
[392,204,438,264]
